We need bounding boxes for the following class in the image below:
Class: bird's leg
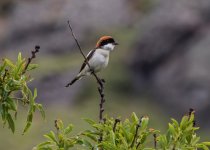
[90,69,94,74]
[90,71,103,87]
[90,69,105,84]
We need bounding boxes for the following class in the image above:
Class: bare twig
[153,133,157,149]
[2,69,8,81]
[188,108,194,117]
[67,20,91,69]
[136,141,141,149]
[131,117,142,148]
[188,108,196,127]
[66,19,106,142]
[113,118,121,132]
[54,119,60,137]
[23,45,40,74]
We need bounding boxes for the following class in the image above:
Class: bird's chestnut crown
[96,36,118,48]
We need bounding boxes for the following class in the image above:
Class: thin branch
[66,19,106,142]
[136,142,141,149]
[131,117,142,148]
[23,45,40,74]
[113,118,121,132]
[153,133,157,149]
[54,119,60,137]
[188,108,196,127]
[67,20,91,69]
[188,108,194,117]
[2,69,8,81]
[65,21,104,88]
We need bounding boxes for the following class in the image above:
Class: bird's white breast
[89,49,110,72]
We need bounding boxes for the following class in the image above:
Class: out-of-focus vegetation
[0,50,44,134]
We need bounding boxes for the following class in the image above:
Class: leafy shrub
[0,50,44,134]
[34,111,210,150]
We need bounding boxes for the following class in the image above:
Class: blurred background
[1,0,210,149]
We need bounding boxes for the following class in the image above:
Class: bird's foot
[90,69,95,74]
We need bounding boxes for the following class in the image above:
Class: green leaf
[23,113,33,134]
[202,142,210,146]
[0,61,6,73]
[7,97,17,111]
[64,124,73,135]
[82,130,98,142]
[80,139,93,149]
[44,131,58,144]
[131,112,139,124]
[168,123,175,135]
[180,115,189,129]
[26,64,39,71]
[4,58,15,68]
[140,133,148,144]
[7,113,15,133]
[36,104,45,119]
[121,126,131,143]
[196,144,209,150]
[92,124,104,130]
[1,103,7,121]
[191,136,200,146]
[37,141,52,148]
[15,58,25,77]
[23,122,31,134]
[171,118,179,128]
[27,113,33,122]
[18,53,22,63]
[141,116,149,131]
[34,88,38,100]
[119,133,129,148]
[83,118,96,125]
[189,113,195,123]
[100,142,117,150]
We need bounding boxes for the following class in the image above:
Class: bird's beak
[113,42,119,45]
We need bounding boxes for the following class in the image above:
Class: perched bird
[67,36,118,86]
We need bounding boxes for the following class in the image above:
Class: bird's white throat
[102,43,115,51]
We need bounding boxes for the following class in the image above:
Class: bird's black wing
[79,49,96,73]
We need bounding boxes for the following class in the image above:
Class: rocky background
[1,0,210,149]
[129,0,210,124]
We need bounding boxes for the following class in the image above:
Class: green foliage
[0,53,45,134]
[34,112,210,150]
[35,119,79,150]
[158,111,210,150]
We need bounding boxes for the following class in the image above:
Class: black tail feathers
[65,77,79,87]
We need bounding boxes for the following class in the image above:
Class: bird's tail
[66,75,82,87]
